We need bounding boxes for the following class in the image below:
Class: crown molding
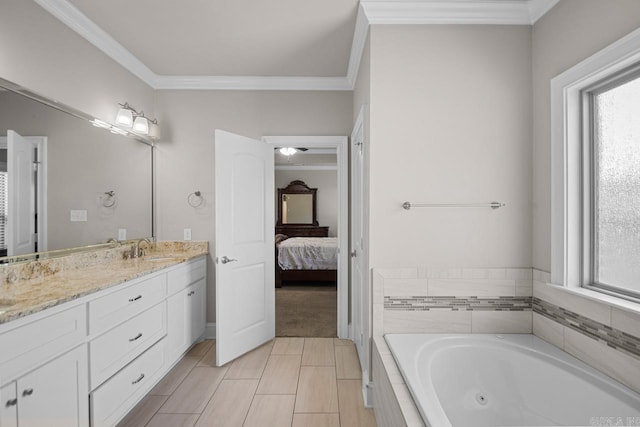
[528,0,560,24]
[34,0,559,91]
[33,0,156,86]
[359,0,557,26]
[346,5,371,89]
[153,75,352,91]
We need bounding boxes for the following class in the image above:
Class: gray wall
[531,0,640,271]
[153,90,353,322]
[368,24,533,269]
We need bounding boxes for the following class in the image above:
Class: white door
[7,130,35,256]
[350,112,366,367]
[215,130,275,366]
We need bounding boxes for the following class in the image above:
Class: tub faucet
[131,238,151,259]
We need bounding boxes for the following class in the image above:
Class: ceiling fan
[276,147,309,156]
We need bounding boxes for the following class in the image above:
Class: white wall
[275,170,338,236]
[532,0,640,271]
[368,25,532,269]
[153,90,353,322]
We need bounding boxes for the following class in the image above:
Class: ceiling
[67,0,358,77]
[33,0,559,90]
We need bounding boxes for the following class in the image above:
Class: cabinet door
[0,383,17,427]
[17,346,88,427]
[166,288,190,362]
[189,278,206,343]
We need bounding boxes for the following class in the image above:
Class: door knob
[350,250,357,258]
[221,256,237,264]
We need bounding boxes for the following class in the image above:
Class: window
[551,28,640,303]
[586,72,640,299]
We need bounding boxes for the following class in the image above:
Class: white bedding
[277,237,338,270]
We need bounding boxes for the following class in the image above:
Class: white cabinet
[1,346,88,427]
[166,258,207,362]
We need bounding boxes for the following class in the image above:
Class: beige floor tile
[334,338,353,346]
[158,366,227,414]
[149,356,200,395]
[292,413,340,427]
[337,379,376,426]
[146,413,199,427]
[271,337,305,355]
[195,379,258,427]
[302,338,335,366]
[335,344,362,379]
[256,354,301,394]
[186,339,214,358]
[224,341,273,379]
[197,340,218,367]
[294,366,339,413]
[116,395,167,427]
[244,394,295,427]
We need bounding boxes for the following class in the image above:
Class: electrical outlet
[184,228,192,241]
[118,228,127,240]
[70,210,87,222]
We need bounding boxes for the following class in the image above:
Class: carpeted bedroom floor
[276,283,337,337]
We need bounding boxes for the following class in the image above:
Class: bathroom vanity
[0,242,207,427]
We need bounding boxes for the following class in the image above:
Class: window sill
[546,282,640,316]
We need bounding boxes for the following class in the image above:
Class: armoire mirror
[0,78,154,261]
[277,180,318,226]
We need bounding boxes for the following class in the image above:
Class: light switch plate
[184,228,192,241]
[70,210,87,222]
[118,228,127,240]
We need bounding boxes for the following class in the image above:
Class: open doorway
[264,136,349,339]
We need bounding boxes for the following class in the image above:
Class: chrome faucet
[131,238,151,259]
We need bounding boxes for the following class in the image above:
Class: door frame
[263,135,349,339]
[0,136,48,253]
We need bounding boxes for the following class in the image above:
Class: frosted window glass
[594,76,640,293]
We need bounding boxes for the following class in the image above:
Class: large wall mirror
[0,78,154,261]
[277,180,318,226]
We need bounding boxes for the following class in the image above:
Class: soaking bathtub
[385,334,640,427]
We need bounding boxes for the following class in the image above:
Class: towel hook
[188,190,204,208]
[102,191,117,208]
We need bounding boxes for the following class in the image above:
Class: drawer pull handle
[129,332,143,342]
[129,295,142,302]
[22,389,34,397]
[132,373,145,385]
[188,291,195,296]
[5,398,17,407]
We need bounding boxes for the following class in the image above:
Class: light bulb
[279,147,297,156]
[115,107,133,127]
[133,116,149,134]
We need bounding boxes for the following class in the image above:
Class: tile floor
[117,338,377,427]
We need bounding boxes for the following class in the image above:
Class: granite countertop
[0,241,208,325]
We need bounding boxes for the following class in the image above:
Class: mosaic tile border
[534,297,640,359]
[384,296,532,311]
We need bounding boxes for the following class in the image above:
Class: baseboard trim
[205,323,216,339]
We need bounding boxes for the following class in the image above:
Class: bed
[275,233,338,287]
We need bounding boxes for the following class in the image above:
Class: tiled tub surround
[532,270,640,394]
[373,267,534,337]
[0,240,208,323]
[371,266,533,426]
[371,266,640,425]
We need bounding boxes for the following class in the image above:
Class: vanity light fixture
[279,147,297,156]
[115,103,134,127]
[115,102,160,139]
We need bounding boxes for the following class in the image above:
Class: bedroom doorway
[264,136,349,339]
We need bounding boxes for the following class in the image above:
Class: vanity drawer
[89,273,166,335]
[89,302,166,389]
[0,304,86,381]
[91,340,165,427]
[167,257,206,295]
